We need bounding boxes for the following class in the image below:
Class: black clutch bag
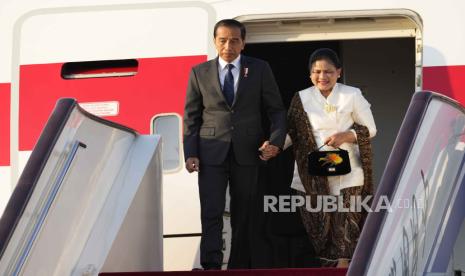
[307,145,351,176]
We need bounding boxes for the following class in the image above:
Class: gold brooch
[324,103,336,113]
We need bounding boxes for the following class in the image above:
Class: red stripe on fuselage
[423,65,465,105]
[17,62,463,152]
[0,83,10,166]
[19,55,206,151]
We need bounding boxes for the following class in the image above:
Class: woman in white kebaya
[286,48,377,268]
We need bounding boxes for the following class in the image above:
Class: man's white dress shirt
[218,56,241,94]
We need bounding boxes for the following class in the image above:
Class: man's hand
[258,141,281,161]
[324,131,356,148]
[185,157,200,173]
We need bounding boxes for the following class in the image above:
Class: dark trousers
[198,146,259,269]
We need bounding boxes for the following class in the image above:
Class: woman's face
[310,59,341,94]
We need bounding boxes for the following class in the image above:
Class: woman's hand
[324,131,356,148]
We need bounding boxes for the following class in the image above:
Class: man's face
[214,26,245,62]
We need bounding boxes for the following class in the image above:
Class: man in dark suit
[183,19,286,270]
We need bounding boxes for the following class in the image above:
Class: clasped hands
[185,140,281,173]
[258,141,280,161]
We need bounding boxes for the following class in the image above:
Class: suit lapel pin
[244,67,248,78]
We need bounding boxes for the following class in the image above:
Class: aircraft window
[152,114,181,172]
[61,59,138,79]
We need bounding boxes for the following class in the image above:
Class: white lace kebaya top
[289,83,377,195]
